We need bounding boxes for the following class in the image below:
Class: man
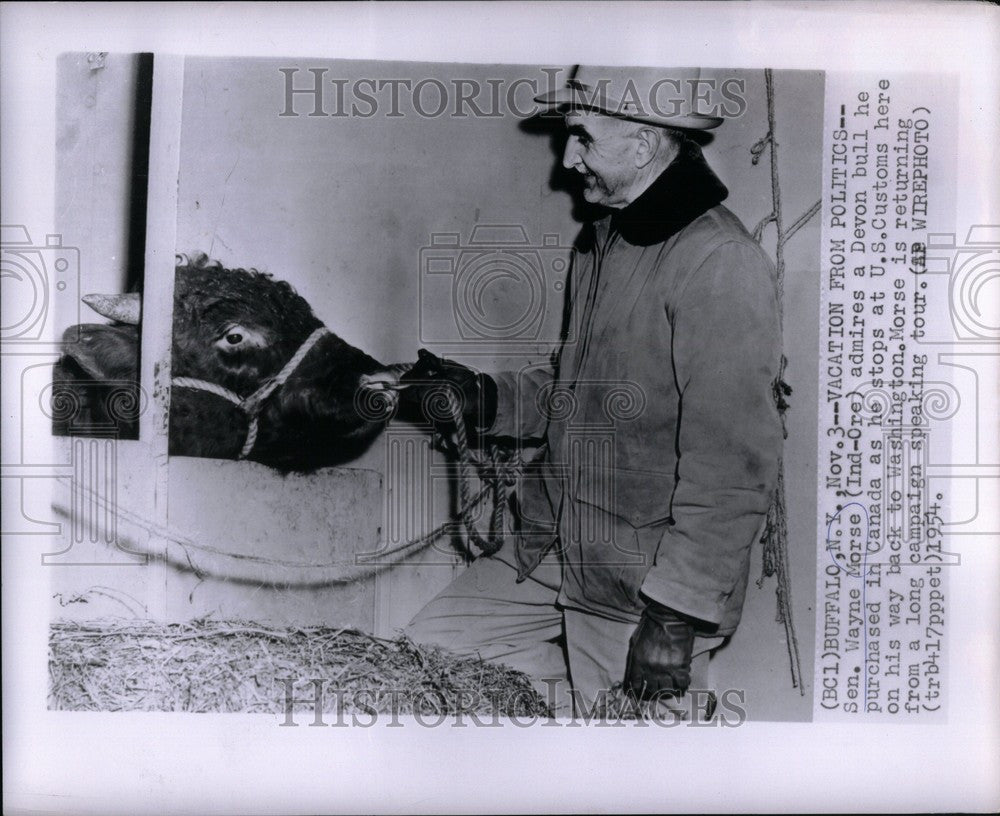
[402,66,783,715]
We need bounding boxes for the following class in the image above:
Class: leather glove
[400,348,498,432]
[624,601,695,700]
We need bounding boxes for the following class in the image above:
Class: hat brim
[533,87,723,130]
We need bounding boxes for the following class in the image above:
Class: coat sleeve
[486,364,555,441]
[484,229,590,441]
[639,240,783,627]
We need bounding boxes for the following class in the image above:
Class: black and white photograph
[44,55,821,723]
[2,2,998,814]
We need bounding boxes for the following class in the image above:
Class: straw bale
[48,619,551,718]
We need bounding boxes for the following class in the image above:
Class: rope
[355,484,493,564]
[439,387,519,558]
[50,475,494,587]
[488,443,515,544]
[52,364,521,584]
[749,68,822,696]
[782,200,822,248]
[173,327,330,459]
[171,378,243,405]
[242,327,329,413]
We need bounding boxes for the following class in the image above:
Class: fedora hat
[534,65,724,130]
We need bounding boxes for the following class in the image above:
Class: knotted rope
[433,386,521,558]
[748,68,821,696]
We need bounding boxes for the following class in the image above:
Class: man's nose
[562,137,582,170]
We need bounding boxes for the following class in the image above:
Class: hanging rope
[749,68,821,696]
[436,387,521,558]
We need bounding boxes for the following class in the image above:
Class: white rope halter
[173,326,330,459]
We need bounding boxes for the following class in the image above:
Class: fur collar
[609,141,729,246]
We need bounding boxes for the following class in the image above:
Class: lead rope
[750,69,821,696]
[438,387,520,558]
[170,348,517,571]
[65,362,517,585]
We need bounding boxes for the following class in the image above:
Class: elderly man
[402,66,783,715]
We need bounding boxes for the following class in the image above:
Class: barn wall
[55,53,140,336]
[54,56,823,721]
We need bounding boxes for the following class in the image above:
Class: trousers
[404,543,715,717]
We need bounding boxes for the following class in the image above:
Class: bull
[52,253,403,472]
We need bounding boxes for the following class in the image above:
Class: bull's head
[54,254,401,472]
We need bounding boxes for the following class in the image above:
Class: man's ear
[632,126,662,169]
[633,126,678,169]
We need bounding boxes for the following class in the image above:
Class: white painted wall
[55,52,140,331]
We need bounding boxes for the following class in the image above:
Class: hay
[49,619,551,718]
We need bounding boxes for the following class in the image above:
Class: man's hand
[400,349,497,432]
[625,601,695,699]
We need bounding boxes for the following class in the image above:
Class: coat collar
[607,140,729,247]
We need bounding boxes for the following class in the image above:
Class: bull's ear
[82,293,141,325]
[59,323,139,382]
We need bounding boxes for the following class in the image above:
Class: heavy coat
[489,142,783,636]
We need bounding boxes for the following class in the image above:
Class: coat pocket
[572,464,675,529]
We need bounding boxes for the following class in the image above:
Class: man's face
[561,110,640,209]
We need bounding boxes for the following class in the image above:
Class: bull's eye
[214,324,267,353]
